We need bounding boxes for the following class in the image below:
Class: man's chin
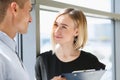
[19,30,28,34]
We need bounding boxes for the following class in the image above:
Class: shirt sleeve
[35,56,42,80]
[91,55,106,70]
[0,58,6,80]
[35,56,48,80]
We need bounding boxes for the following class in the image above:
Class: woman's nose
[55,27,61,33]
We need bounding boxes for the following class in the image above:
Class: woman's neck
[55,43,80,62]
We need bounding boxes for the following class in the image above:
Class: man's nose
[29,16,32,23]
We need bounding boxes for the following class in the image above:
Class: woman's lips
[55,36,63,39]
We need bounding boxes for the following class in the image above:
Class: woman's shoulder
[37,50,53,58]
[81,50,106,70]
[81,50,98,59]
[80,50,100,63]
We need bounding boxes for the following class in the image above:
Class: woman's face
[53,14,78,45]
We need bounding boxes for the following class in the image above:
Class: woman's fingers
[51,76,66,80]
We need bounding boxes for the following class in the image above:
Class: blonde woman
[35,8,105,80]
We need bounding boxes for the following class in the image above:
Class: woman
[35,8,105,80]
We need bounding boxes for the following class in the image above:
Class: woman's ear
[74,28,79,36]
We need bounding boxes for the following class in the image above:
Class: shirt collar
[0,31,16,52]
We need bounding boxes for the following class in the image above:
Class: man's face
[14,0,32,34]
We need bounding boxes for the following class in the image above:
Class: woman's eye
[63,26,67,29]
[54,23,58,27]
[62,26,67,29]
[54,24,58,28]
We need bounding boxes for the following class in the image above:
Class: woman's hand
[51,76,66,80]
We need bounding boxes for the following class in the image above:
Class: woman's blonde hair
[51,8,88,51]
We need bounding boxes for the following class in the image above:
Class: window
[40,10,57,53]
[84,17,113,80]
[53,0,112,12]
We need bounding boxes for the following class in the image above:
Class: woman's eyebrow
[61,23,69,27]
[55,22,69,27]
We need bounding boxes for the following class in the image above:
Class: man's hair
[0,0,28,23]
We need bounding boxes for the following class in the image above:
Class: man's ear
[10,2,19,16]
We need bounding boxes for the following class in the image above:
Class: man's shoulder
[0,50,9,67]
[0,40,8,51]
[0,40,5,47]
[0,41,11,60]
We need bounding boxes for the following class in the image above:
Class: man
[0,0,32,80]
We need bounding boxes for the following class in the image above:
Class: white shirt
[0,31,30,80]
